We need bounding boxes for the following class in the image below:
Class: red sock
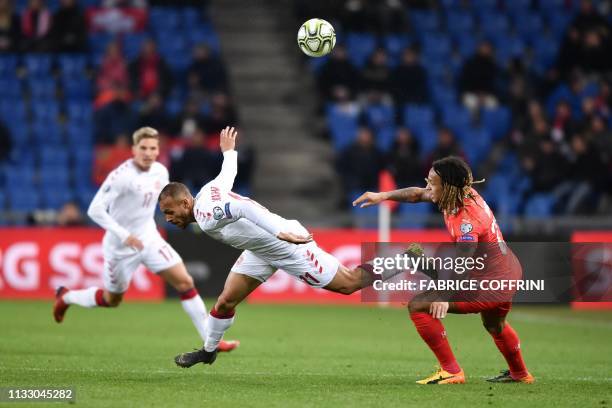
[490,323,528,380]
[95,289,110,307]
[410,312,461,374]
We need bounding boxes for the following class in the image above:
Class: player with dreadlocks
[353,156,534,385]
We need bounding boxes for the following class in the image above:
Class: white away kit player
[53,126,238,352]
[158,126,377,367]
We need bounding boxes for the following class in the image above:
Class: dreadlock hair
[432,156,483,213]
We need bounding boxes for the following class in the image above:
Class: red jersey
[443,188,521,281]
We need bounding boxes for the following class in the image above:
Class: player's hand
[277,231,313,244]
[430,301,449,319]
[124,235,144,251]
[220,126,237,152]
[352,191,387,208]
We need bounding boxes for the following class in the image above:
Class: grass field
[1,301,611,407]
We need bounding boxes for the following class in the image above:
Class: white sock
[63,287,100,308]
[204,312,235,352]
[180,290,208,342]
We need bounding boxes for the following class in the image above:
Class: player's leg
[481,307,534,383]
[53,251,133,323]
[158,262,208,341]
[205,271,262,352]
[157,261,239,352]
[174,251,270,367]
[407,295,465,384]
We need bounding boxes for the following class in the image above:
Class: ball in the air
[297,18,336,57]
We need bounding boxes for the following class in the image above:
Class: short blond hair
[132,127,159,145]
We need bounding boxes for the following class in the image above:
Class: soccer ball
[297,18,336,57]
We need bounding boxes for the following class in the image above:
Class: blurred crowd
[298,0,612,215]
[0,0,253,226]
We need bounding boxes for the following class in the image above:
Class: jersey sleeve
[452,216,485,243]
[226,197,285,237]
[211,150,238,191]
[86,171,131,243]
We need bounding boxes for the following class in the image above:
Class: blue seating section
[314,0,590,221]
[0,4,218,220]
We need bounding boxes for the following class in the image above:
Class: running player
[52,126,238,353]
[159,126,377,367]
[353,156,534,384]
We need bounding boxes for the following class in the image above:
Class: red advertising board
[0,228,164,301]
[249,229,449,304]
[571,231,612,310]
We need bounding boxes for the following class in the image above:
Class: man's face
[426,168,443,204]
[132,138,159,171]
[159,195,192,229]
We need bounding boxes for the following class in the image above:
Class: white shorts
[102,234,182,293]
[231,242,340,288]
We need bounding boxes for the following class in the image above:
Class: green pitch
[1,301,610,407]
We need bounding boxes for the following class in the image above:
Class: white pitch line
[1,367,611,383]
[510,312,612,330]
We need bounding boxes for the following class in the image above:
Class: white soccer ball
[297,18,336,57]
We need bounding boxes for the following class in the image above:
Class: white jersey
[193,150,307,263]
[87,159,169,247]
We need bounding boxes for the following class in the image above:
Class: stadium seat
[39,147,69,168]
[513,13,544,42]
[39,166,70,189]
[376,126,396,152]
[365,104,395,131]
[27,77,57,99]
[326,103,360,151]
[403,104,435,129]
[5,166,35,189]
[66,122,93,147]
[7,188,40,212]
[481,106,511,140]
[446,11,474,36]
[75,186,97,210]
[66,102,93,124]
[0,54,18,77]
[410,125,438,155]
[421,33,452,59]
[57,54,88,78]
[442,105,472,134]
[32,101,60,122]
[410,11,440,34]
[62,78,92,100]
[478,13,510,41]
[396,202,430,229]
[524,194,556,217]
[0,78,22,99]
[149,7,182,31]
[383,34,411,62]
[31,120,63,146]
[41,187,73,210]
[122,33,148,60]
[23,54,53,77]
[346,32,377,68]
[469,128,493,166]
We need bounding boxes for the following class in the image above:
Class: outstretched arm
[212,126,239,190]
[87,176,143,250]
[352,187,432,208]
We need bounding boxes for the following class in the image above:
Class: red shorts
[452,301,512,316]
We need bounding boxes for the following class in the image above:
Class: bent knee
[173,279,195,294]
[483,321,505,335]
[215,296,238,314]
[408,301,428,314]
